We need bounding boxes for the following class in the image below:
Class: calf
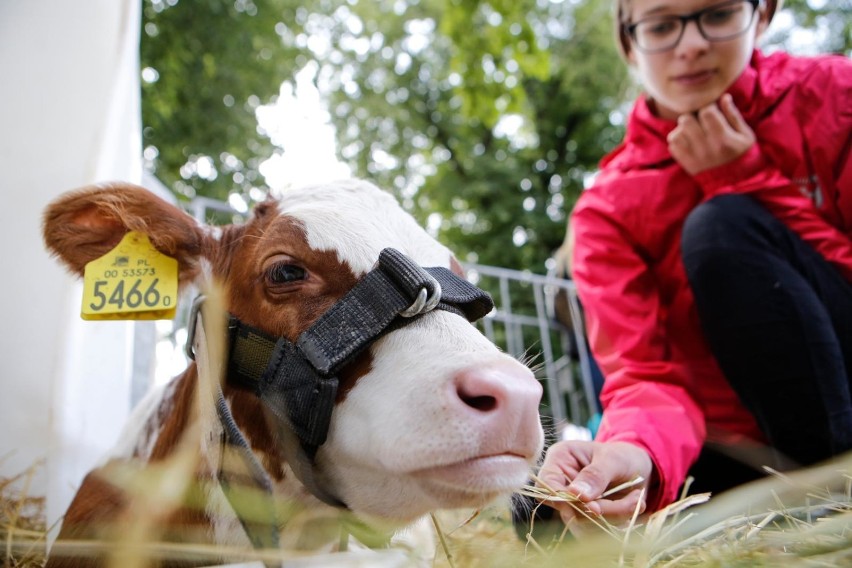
[42,179,544,566]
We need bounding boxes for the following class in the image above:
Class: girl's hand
[667,94,756,176]
[537,440,653,531]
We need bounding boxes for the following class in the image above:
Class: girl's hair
[613,0,782,59]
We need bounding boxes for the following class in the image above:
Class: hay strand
[1,460,46,568]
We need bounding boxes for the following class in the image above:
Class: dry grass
[430,453,852,568]
[1,459,47,568]
[2,453,851,567]
[7,287,850,565]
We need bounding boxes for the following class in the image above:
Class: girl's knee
[682,195,758,255]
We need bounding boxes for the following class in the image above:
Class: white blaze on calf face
[277,178,452,272]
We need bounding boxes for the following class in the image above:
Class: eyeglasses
[625,0,760,53]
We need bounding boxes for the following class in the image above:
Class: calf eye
[266,264,307,285]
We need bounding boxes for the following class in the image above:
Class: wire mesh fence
[462,263,598,432]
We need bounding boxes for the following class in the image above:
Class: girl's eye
[704,7,737,26]
[646,19,678,36]
[266,264,307,285]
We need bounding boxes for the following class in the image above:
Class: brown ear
[43,182,206,285]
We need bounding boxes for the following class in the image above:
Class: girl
[539,0,852,526]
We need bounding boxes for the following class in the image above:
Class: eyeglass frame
[623,0,761,54]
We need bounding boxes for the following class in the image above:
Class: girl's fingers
[667,129,692,168]
[670,113,709,157]
[697,103,729,140]
[537,440,592,491]
[667,127,685,146]
[676,113,703,141]
[594,488,647,518]
[557,489,645,535]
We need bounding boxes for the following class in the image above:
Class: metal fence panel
[170,197,598,431]
[462,264,598,430]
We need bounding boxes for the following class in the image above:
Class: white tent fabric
[0,0,143,533]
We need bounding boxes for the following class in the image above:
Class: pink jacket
[571,49,852,509]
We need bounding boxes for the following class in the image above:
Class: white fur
[277,179,452,274]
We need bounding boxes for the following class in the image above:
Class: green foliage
[140,0,302,202]
[313,0,630,272]
[769,0,852,56]
[439,0,550,129]
[140,0,629,271]
[140,0,844,272]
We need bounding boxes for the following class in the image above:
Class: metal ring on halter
[423,280,442,312]
[400,288,427,317]
[400,279,442,318]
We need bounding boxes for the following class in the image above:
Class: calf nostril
[453,364,540,415]
[455,370,504,412]
[461,394,498,412]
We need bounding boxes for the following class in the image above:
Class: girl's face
[624,0,769,120]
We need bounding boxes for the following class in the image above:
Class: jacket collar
[602,49,794,172]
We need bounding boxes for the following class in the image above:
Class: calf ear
[43,182,206,285]
[450,256,467,278]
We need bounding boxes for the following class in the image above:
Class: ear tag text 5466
[81,231,178,320]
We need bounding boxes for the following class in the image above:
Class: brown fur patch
[336,350,375,403]
[147,370,198,462]
[221,212,358,340]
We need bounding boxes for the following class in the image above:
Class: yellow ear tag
[81,231,179,321]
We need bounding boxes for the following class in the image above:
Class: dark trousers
[681,194,852,493]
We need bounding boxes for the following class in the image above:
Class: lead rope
[189,298,282,560]
[191,299,384,561]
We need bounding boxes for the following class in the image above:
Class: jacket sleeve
[800,55,852,231]
[695,148,852,281]
[805,55,852,240]
[571,195,705,510]
[694,57,852,281]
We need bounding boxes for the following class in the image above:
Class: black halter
[187,248,494,512]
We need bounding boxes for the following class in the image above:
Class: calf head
[43,179,544,533]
